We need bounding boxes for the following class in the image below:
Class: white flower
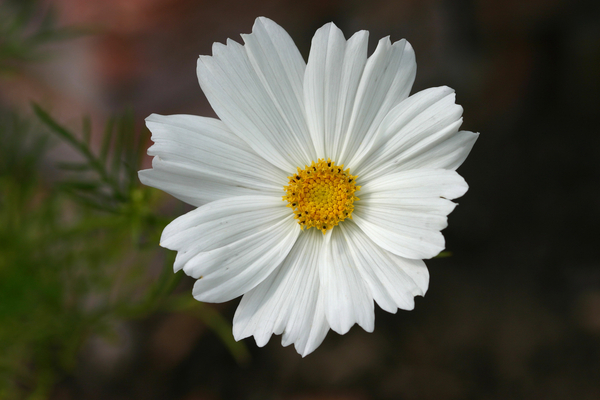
[139,17,478,356]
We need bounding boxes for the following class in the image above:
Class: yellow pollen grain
[283,158,360,234]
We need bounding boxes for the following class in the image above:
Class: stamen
[283,158,360,234]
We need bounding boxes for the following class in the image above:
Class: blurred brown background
[2,0,600,399]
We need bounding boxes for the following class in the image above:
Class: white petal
[233,229,330,357]
[138,114,287,207]
[197,17,315,172]
[161,196,287,260]
[353,169,468,259]
[355,86,467,179]
[397,130,479,171]
[321,229,375,335]
[304,22,368,161]
[338,222,429,313]
[161,195,300,303]
[285,292,330,357]
[342,37,417,167]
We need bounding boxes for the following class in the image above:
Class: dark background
[3,0,600,399]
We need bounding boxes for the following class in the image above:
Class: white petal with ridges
[197,18,315,171]
[162,197,290,266]
[342,37,417,167]
[139,114,287,207]
[304,22,368,161]
[161,195,299,303]
[353,169,468,259]
[338,222,429,313]
[233,229,329,357]
[355,86,471,179]
[321,229,375,334]
[397,130,479,171]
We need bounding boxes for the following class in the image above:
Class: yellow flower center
[283,158,360,234]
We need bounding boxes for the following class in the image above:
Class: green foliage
[0,108,151,397]
[32,105,149,214]
[0,108,248,399]
[0,4,247,398]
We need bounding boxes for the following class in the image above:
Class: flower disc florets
[283,158,360,234]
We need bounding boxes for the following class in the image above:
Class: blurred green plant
[0,107,249,399]
[0,3,248,398]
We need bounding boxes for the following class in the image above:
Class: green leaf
[32,103,79,149]
[166,297,251,366]
[100,117,115,164]
[57,180,100,192]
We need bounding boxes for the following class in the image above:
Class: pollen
[283,158,360,234]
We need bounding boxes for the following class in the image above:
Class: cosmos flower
[139,17,477,356]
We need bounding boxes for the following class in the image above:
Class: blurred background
[1,0,599,399]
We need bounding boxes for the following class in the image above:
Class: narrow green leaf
[128,126,148,192]
[34,103,116,190]
[111,115,127,178]
[32,103,79,149]
[166,297,251,366]
[100,117,115,164]
[58,181,100,192]
[59,189,118,213]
